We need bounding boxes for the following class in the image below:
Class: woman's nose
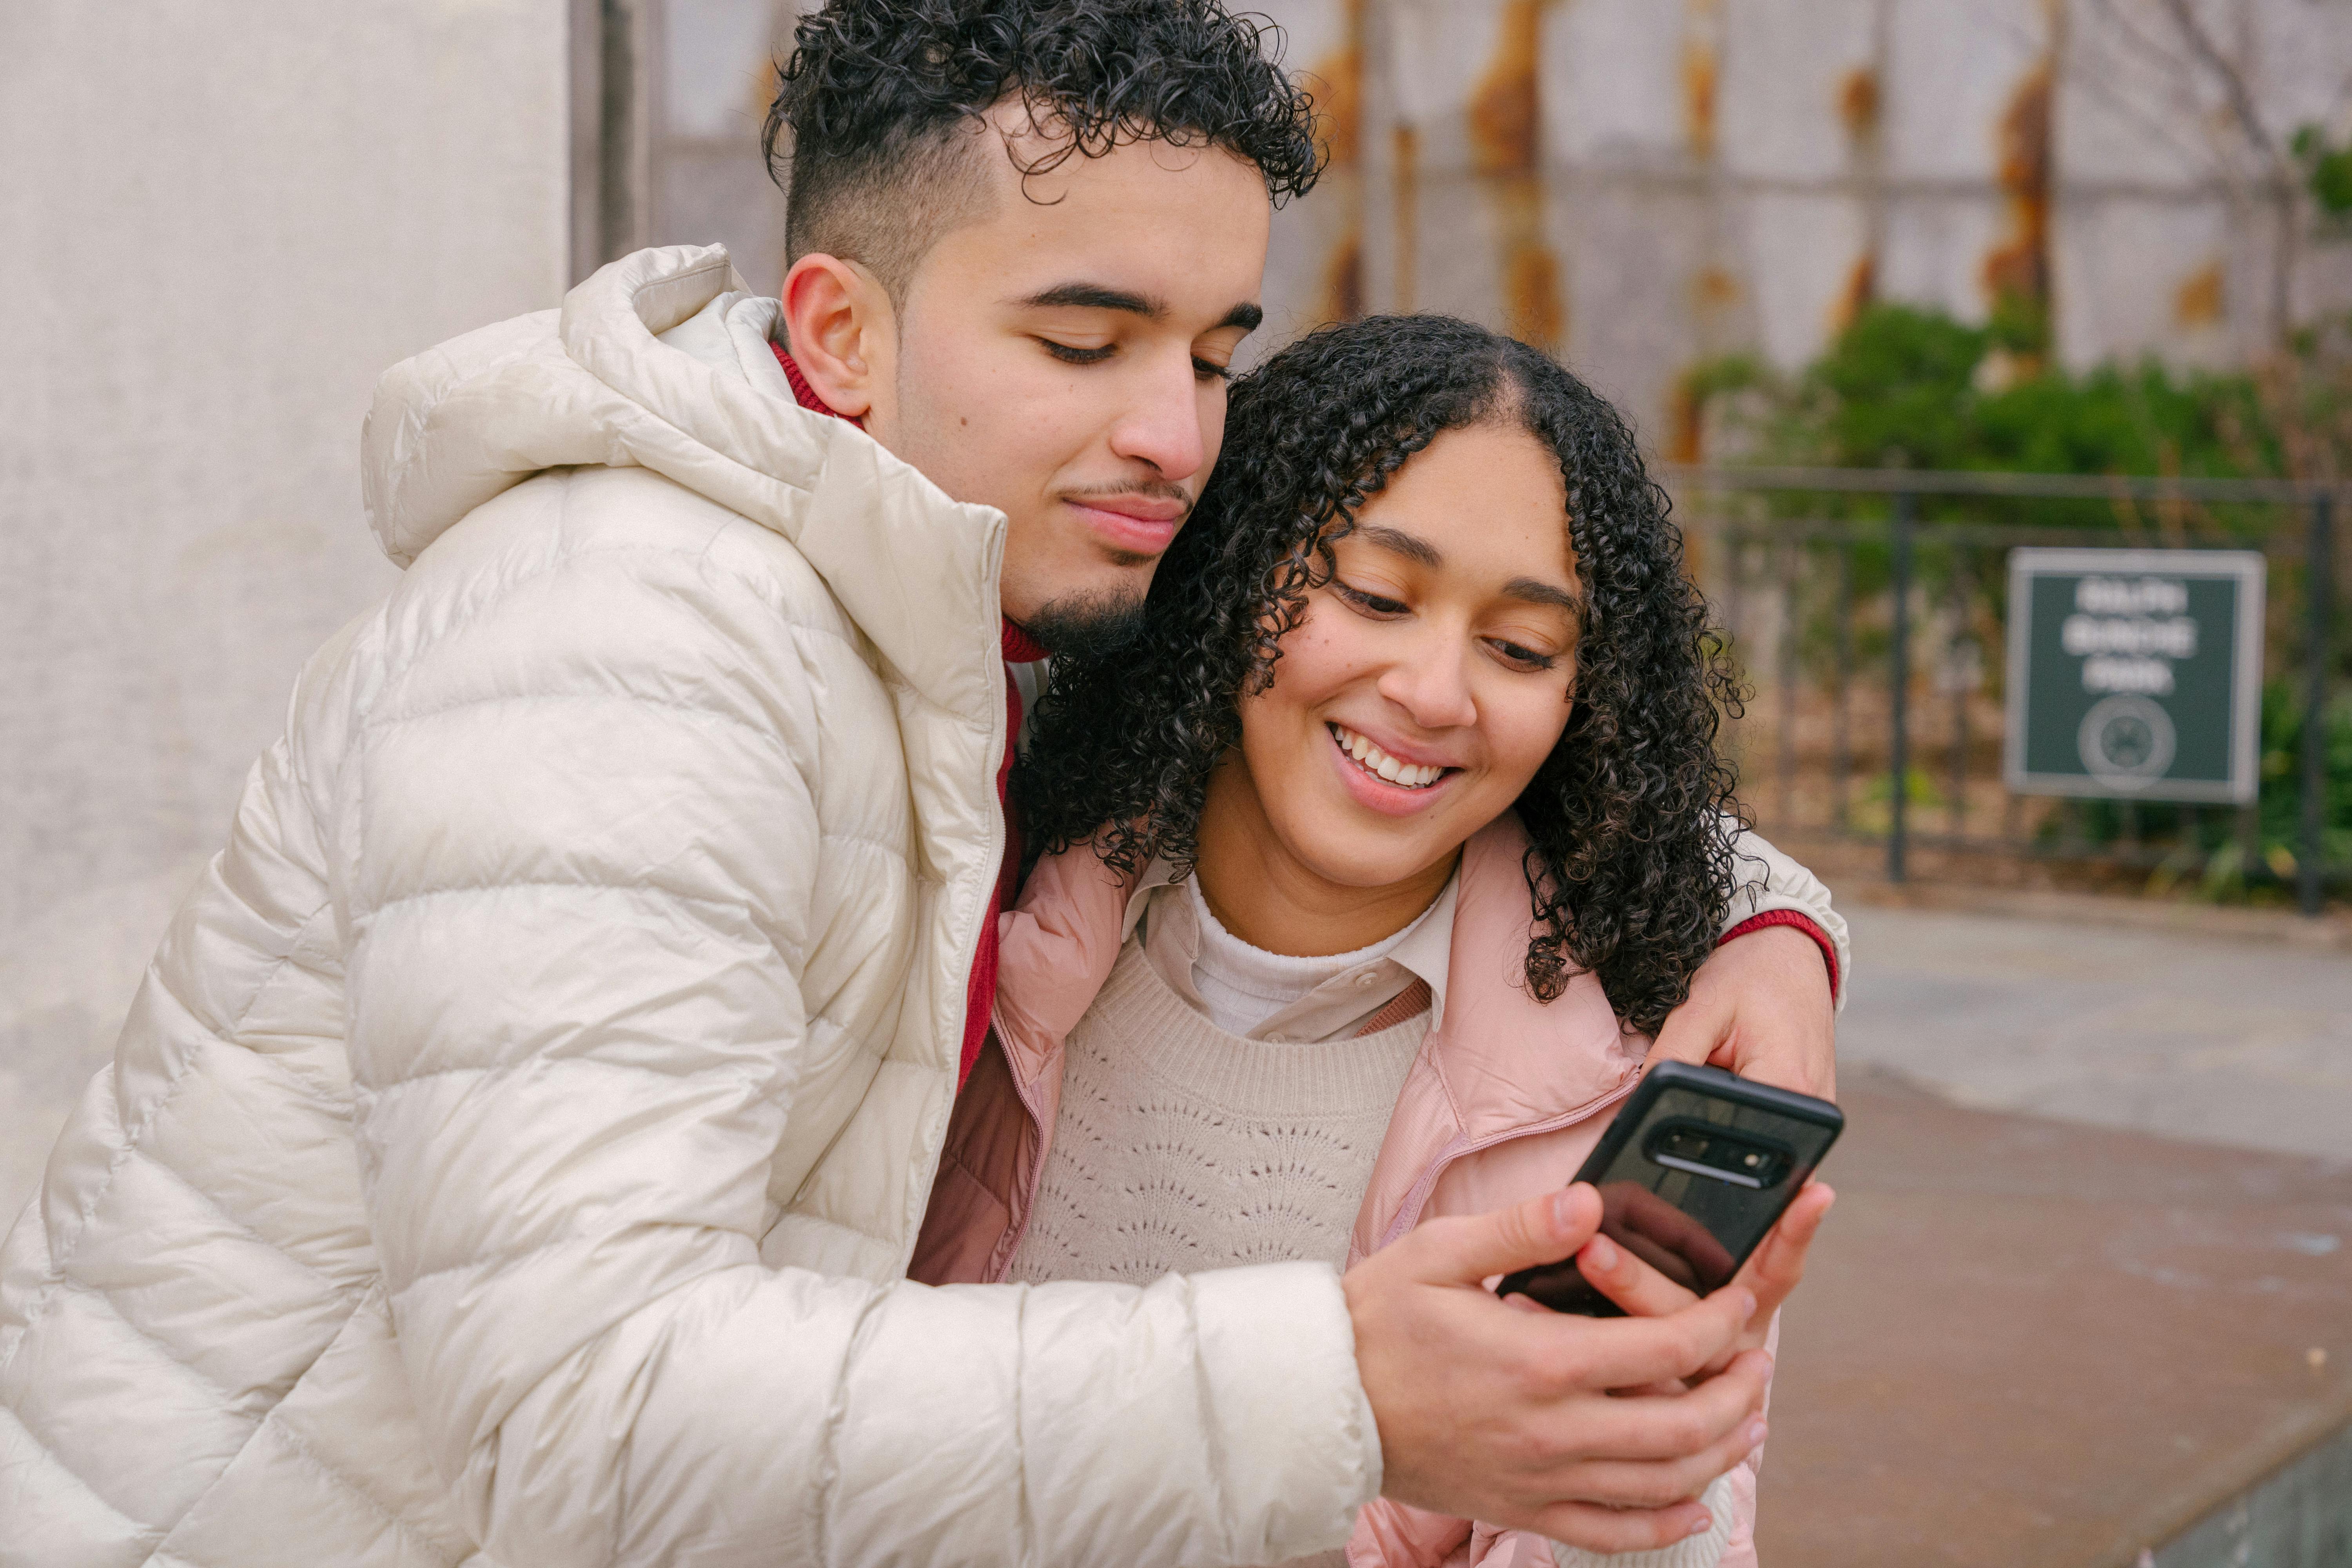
[1376,636,1478,730]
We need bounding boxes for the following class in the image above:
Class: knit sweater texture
[1007,943,1428,1284]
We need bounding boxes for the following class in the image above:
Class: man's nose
[1104,350,1210,481]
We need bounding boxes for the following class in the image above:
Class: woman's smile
[1324,721,1462,812]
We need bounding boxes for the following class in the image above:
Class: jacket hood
[359,244,1008,715]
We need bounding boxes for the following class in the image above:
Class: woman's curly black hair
[1014,314,1748,1034]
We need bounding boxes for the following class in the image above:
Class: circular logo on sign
[2077,693,2176,791]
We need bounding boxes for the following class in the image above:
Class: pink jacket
[911,816,1766,1568]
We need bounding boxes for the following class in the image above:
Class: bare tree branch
[2065,0,2229,176]
[2154,0,2280,161]
[2090,0,2203,94]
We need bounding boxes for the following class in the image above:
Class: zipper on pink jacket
[982,1009,1057,1282]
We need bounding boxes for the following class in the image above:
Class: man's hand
[1573,1181,1838,1374]
[1344,1185,1774,1553]
[1648,925,1836,1099]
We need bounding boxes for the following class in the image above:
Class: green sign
[2003,549,2265,804]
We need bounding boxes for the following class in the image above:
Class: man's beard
[1017,588,1150,661]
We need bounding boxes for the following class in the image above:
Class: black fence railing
[1667,466,2347,916]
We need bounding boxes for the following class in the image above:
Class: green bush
[1706,301,2281,506]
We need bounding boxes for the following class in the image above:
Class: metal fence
[1670,466,2346,916]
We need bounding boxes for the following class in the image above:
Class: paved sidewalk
[1761,1073,2352,1568]
[1835,902,2352,1163]
[1758,899,2352,1566]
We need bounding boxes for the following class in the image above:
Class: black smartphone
[1495,1061,1842,1315]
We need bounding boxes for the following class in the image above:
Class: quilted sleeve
[341,501,1379,1568]
[1717,823,1850,1008]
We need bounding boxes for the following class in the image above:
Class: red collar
[773,343,1050,664]
[1002,621,1049,663]
[771,342,861,427]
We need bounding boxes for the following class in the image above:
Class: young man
[0,4,1845,1565]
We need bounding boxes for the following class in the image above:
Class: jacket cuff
[1717,909,1840,1004]
[1717,824,1850,1013]
[1191,1262,1386,1560]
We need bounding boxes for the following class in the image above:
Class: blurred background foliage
[1689,300,2291,501]
[1687,248,2351,901]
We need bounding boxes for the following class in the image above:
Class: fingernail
[1585,1235,1619,1270]
[1748,1418,1769,1447]
[1688,1512,1714,1538]
[1549,1191,1577,1232]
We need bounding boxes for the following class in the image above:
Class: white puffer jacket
[0,247,1382,1568]
[1,245,1846,1568]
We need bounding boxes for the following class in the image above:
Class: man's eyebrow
[1503,576,1582,613]
[1016,282,1167,319]
[1013,285,1261,336]
[1357,523,1442,566]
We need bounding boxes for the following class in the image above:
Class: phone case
[1496,1061,1842,1314]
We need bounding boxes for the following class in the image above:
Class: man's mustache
[1058,481,1197,519]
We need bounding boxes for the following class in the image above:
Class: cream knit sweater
[1007,944,1429,1283]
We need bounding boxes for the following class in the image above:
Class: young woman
[913,315,1840,1567]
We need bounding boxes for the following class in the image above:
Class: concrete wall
[0,0,572,1220]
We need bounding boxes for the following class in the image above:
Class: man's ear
[780,253,895,419]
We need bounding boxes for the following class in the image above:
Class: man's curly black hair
[764,0,1323,304]
[1014,315,1746,1034]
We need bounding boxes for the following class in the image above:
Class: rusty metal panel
[1882,0,2056,330]
[1252,0,1361,354]
[1371,0,1528,339]
[1538,0,1709,422]
[1742,190,1877,372]
[2054,0,2352,370]
[1884,0,2051,184]
[1546,0,1691,167]
[1720,0,1878,183]
[2053,196,2247,370]
[620,0,2352,439]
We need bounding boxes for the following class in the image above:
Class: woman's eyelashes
[1489,638,1559,672]
[1332,580,1563,670]
[1331,578,1410,617]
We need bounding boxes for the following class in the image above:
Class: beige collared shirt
[1124,861,1458,1044]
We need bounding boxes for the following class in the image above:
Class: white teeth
[1330,724,1446,789]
